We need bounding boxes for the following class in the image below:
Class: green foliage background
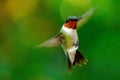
[0,0,119,80]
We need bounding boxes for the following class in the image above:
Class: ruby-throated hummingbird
[37,8,95,70]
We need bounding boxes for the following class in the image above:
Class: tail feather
[67,55,72,70]
[73,50,88,66]
[67,50,88,70]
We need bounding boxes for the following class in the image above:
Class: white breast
[61,25,76,35]
[61,25,79,50]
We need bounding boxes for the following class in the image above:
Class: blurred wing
[77,8,95,29]
[36,33,63,47]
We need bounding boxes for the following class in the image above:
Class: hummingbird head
[64,16,82,29]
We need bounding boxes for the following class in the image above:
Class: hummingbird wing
[36,33,64,47]
[77,8,95,29]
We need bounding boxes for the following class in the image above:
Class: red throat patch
[64,21,77,29]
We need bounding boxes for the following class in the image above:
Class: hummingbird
[37,8,95,70]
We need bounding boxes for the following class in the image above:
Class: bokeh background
[0,0,119,80]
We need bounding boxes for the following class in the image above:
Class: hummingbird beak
[77,16,83,21]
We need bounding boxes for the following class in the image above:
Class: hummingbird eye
[66,18,70,23]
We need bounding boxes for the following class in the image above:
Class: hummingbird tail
[67,55,72,70]
[73,50,88,66]
[67,50,88,70]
